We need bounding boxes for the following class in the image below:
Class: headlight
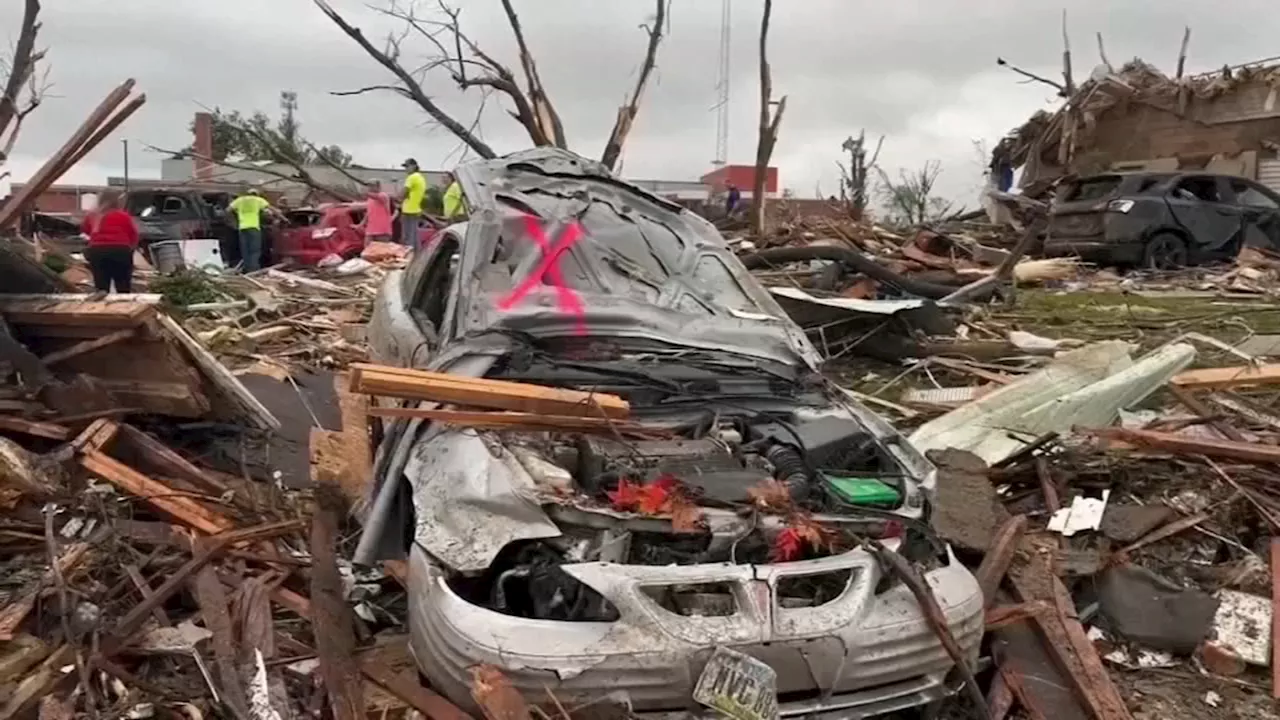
[1108,199,1135,213]
[312,227,337,239]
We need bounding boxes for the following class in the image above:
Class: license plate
[693,647,779,720]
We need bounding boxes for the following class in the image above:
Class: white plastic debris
[1047,491,1111,536]
[1008,330,1061,353]
[335,257,374,276]
[1205,691,1222,708]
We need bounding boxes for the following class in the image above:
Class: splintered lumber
[469,665,533,720]
[80,450,234,536]
[358,655,472,720]
[1010,539,1134,720]
[1171,363,1280,390]
[333,372,372,507]
[71,418,119,453]
[0,416,69,441]
[1092,427,1280,465]
[976,514,1028,608]
[0,645,73,720]
[350,363,629,419]
[0,542,92,641]
[191,566,250,720]
[368,406,648,433]
[111,520,304,645]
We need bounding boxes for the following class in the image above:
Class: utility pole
[122,139,130,193]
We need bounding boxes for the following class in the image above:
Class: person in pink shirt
[363,181,393,244]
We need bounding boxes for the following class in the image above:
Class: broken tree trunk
[498,0,567,149]
[599,0,668,171]
[750,0,787,238]
[0,0,42,149]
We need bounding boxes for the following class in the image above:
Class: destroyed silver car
[356,148,983,718]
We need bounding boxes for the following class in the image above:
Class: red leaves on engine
[607,473,704,532]
[769,517,837,562]
[747,479,793,512]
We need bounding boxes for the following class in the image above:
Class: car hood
[451,148,823,372]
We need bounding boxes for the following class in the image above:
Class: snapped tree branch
[0,0,47,163]
[313,0,497,159]
[600,0,669,171]
[750,0,786,236]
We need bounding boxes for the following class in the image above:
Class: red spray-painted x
[497,214,588,335]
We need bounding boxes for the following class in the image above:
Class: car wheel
[1142,233,1189,270]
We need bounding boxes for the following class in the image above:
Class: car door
[1166,176,1243,253]
[1228,178,1280,250]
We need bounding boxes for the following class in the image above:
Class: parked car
[276,203,442,266]
[357,148,983,717]
[1044,171,1280,269]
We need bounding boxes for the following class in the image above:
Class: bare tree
[750,0,787,236]
[875,161,955,227]
[315,0,669,172]
[837,131,883,220]
[0,0,49,180]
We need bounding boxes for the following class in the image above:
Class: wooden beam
[367,406,650,433]
[80,450,234,536]
[976,515,1028,608]
[0,415,69,440]
[350,363,629,419]
[0,299,154,328]
[39,328,136,366]
[311,485,364,720]
[1092,426,1280,465]
[71,418,119,453]
[1171,363,1280,391]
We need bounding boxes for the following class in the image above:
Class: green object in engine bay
[821,473,901,508]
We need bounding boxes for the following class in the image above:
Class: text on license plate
[692,647,779,720]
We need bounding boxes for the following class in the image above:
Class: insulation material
[909,341,1196,465]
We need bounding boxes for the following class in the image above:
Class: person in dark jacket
[81,189,138,293]
[725,183,742,217]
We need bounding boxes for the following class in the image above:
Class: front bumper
[407,543,984,716]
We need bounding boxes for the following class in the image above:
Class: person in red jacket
[81,190,138,293]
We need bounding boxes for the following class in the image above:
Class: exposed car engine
[445,407,941,622]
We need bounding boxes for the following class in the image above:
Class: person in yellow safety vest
[227,187,278,272]
[400,158,427,250]
[443,171,467,221]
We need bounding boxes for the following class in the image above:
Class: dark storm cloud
[3,0,1278,204]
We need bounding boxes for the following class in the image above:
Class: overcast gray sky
[2,0,1276,206]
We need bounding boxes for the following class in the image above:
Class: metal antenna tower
[712,0,731,166]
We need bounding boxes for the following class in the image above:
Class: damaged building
[1010,57,1280,193]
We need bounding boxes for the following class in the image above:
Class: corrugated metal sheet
[1258,157,1280,194]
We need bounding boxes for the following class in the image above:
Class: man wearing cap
[400,158,427,250]
[227,187,277,272]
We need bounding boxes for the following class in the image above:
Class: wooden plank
[1273,537,1280,700]
[993,623,1088,720]
[368,407,649,433]
[985,666,1014,720]
[81,450,234,536]
[93,378,211,419]
[0,645,73,720]
[1167,385,1246,442]
[975,515,1028,609]
[39,328,136,366]
[155,314,281,431]
[123,564,170,626]
[0,416,69,441]
[1093,426,1280,464]
[0,299,154,328]
[71,418,119,453]
[311,485,364,720]
[192,565,251,720]
[358,658,472,720]
[334,372,372,507]
[1171,363,1280,390]
[350,363,629,419]
[118,424,229,497]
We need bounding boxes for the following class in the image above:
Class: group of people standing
[358,158,466,251]
[77,160,468,294]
